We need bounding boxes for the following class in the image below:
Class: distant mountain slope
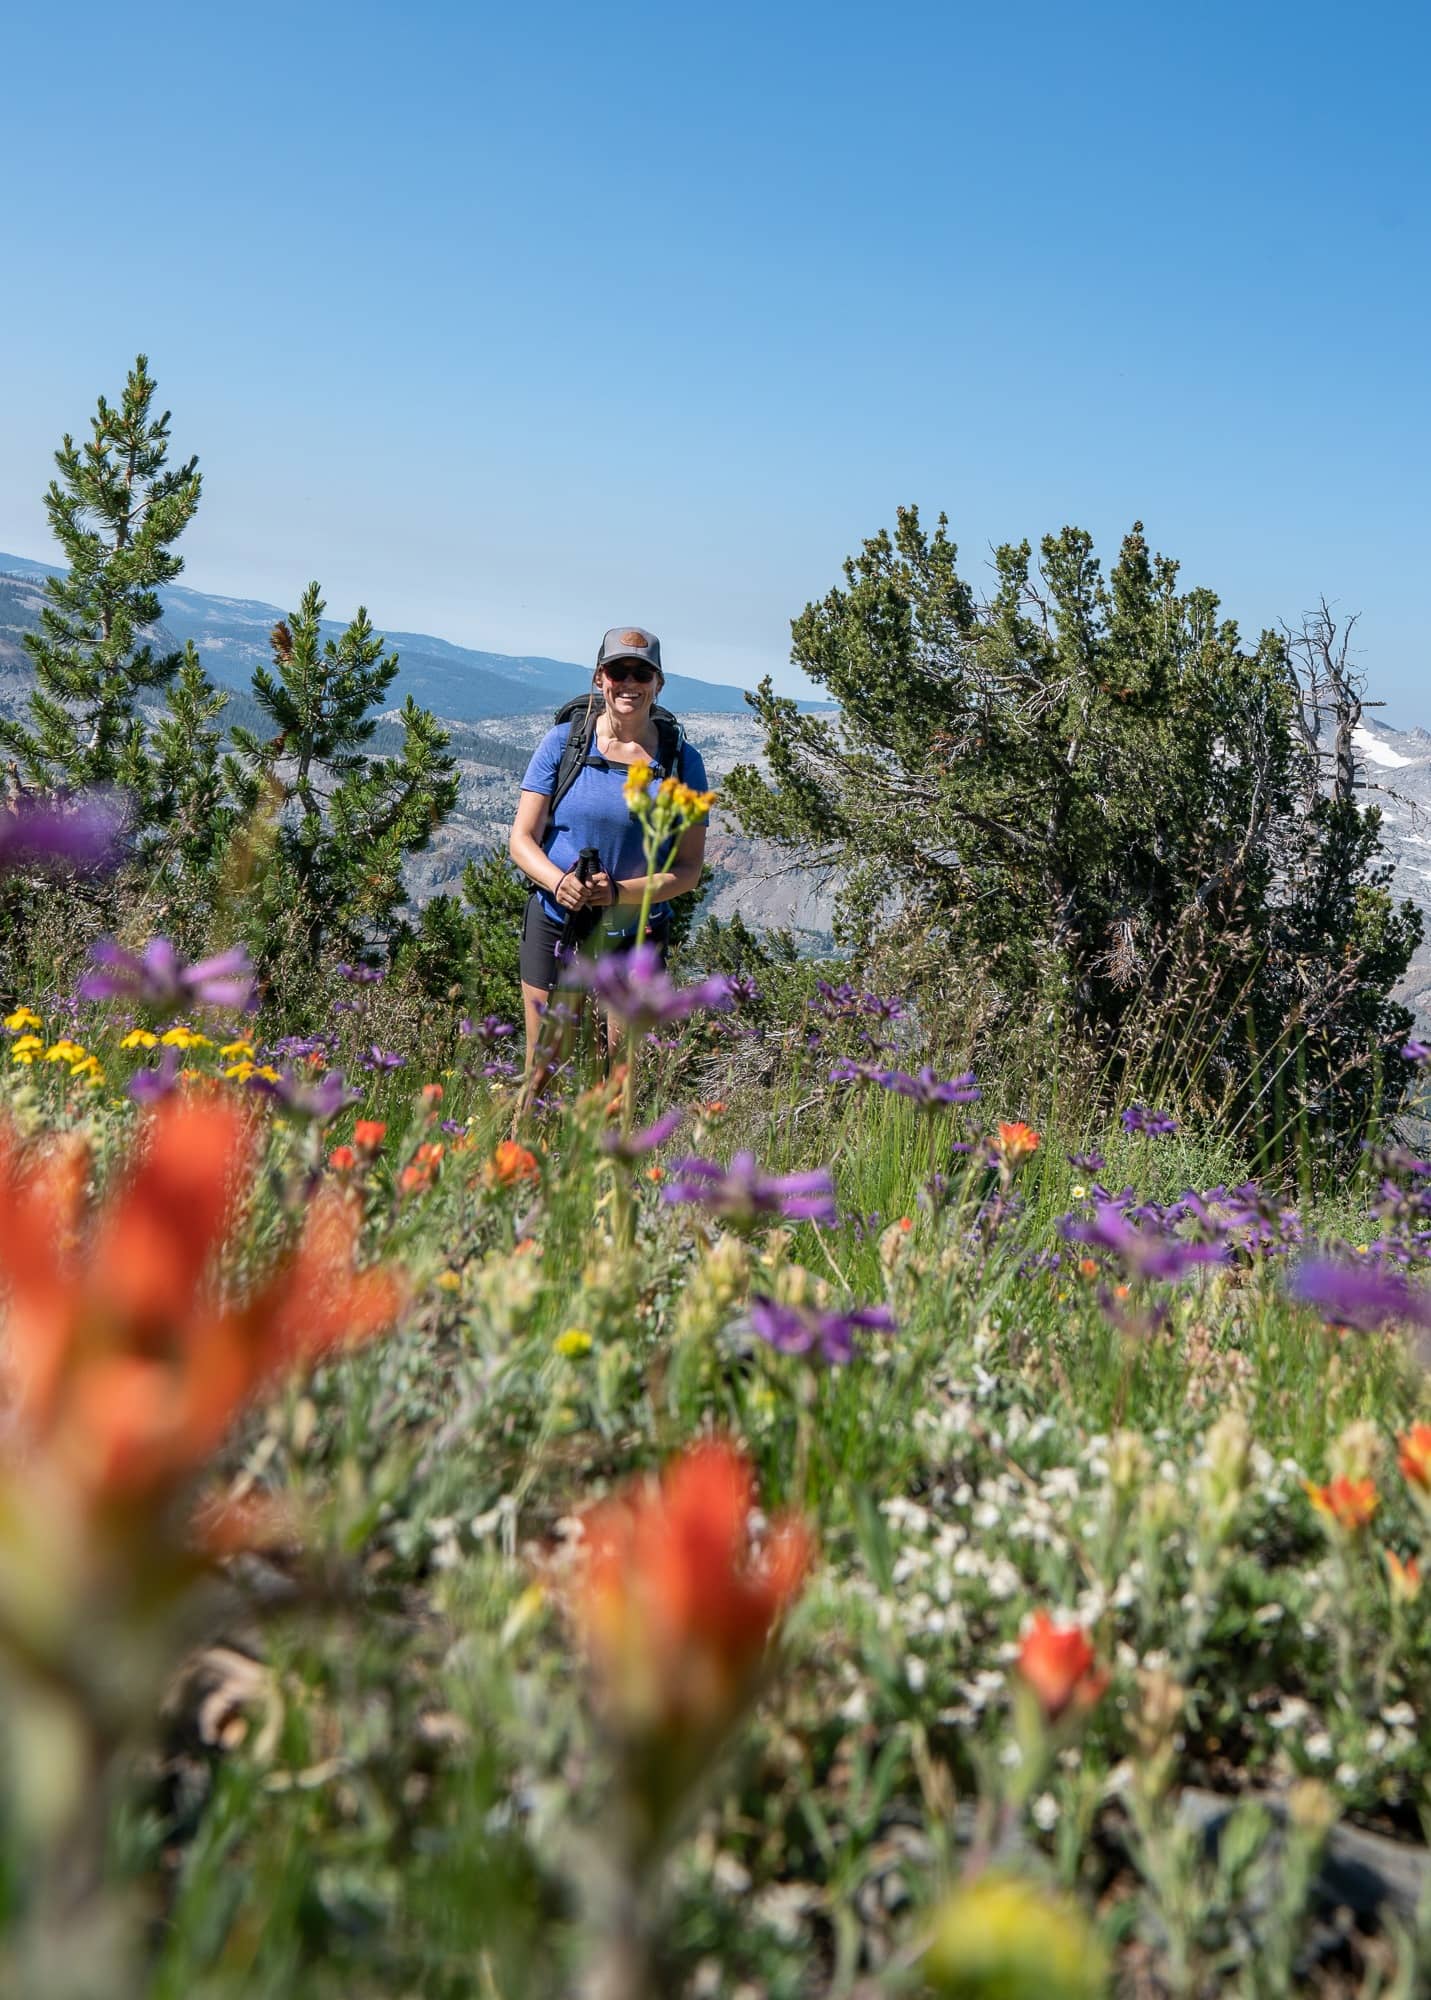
[0,551,761,720]
[1348,718,1431,1024]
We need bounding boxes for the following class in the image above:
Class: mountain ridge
[0,549,786,721]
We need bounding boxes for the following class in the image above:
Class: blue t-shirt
[521,725,710,929]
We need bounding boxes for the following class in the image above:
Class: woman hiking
[507,625,710,1092]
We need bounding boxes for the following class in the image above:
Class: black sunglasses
[603,663,656,684]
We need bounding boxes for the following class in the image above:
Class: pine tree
[0,357,201,819]
[450,849,532,1022]
[149,644,236,929]
[728,507,1421,1149]
[226,584,459,974]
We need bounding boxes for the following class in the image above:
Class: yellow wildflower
[434,1270,462,1293]
[224,1060,257,1081]
[10,1034,43,1057]
[254,1065,281,1084]
[3,1007,41,1033]
[161,1026,212,1050]
[44,1040,87,1064]
[69,1055,104,1083]
[675,781,716,818]
[121,1028,160,1049]
[554,1327,593,1360]
[219,1039,255,1060]
[623,759,655,810]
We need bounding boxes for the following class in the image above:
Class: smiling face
[599,660,660,728]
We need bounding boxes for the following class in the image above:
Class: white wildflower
[987,1559,1021,1601]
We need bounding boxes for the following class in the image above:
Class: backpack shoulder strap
[651,707,686,782]
[548,697,600,815]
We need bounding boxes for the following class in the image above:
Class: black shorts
[518,893,670,991]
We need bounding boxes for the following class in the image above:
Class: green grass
[4,996,1431,1998]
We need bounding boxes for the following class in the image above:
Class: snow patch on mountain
[1354,723,1414,768]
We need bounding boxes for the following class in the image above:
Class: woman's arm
[611,822,707,907]
[509,790,587,909]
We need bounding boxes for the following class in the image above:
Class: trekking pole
[548,847,603,1077]
[557,847,601,965]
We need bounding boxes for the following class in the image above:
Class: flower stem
[632,823,660,952]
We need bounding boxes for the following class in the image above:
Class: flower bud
[1329,1418,1381,1486]
[1287,1777,1337,1845]
[1385,1547,1421,1603]
[1107,1429,1151,1498]
[1139,1479,1182,1537]
[924,1872,1107,2000]
[1015,1612,1108,1725]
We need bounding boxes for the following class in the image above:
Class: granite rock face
[1347,718,1431,1027]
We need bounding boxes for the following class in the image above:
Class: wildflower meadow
[5,766,1431,1999]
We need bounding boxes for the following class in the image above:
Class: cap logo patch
[618,628,649,649]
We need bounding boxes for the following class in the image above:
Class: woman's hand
[552,869,588,912]
[586,870,618,910]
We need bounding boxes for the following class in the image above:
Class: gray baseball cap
[597,625,663,673]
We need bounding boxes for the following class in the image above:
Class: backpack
[547,694,687,816]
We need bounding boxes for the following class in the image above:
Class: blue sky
[1,0,1427,716]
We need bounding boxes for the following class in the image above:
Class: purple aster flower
[749,1294,895,1365]
[249,1067,360,1123]
[440,1117,470,1136]
[482,1058,518,1079]
[127,1045,183,1106]
[662,1151,837,1229]
[336,961,385,984]
[876,1065,981,1108]
[829,1057,885,1086]
[1220,1181,1303,1257]
[726,974,760,1008]
[1402,1039,1431,1065]
[268,1033,335,1062]
[80,938,255,1017]
[563,943,735,1033]
[860,991,907,1022]
[1068,1151,1106,1174]
[0,792,126,875]
[1289,1256,1431,1332]
[815,979,859,1015]
[460,1013,516,1044]
[360,1045,407,1072]
[1061,1202,1227,1281]
[1120,1105,1179,1138]
[600,1107,684,1160]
